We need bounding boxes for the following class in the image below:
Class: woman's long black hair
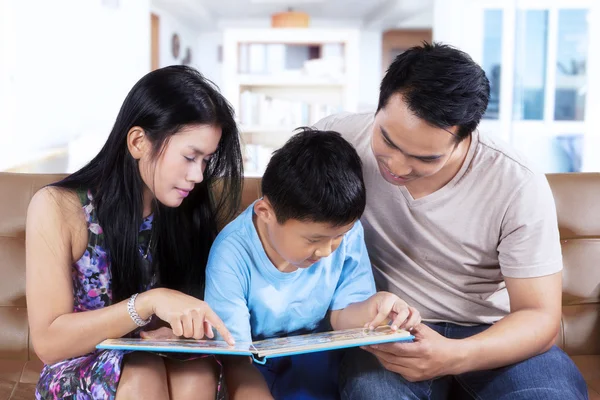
[53,66,243,302]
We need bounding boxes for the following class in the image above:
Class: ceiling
[153,0,433,30]
[204,0,389,19]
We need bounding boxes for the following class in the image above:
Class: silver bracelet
[127,293,152,327]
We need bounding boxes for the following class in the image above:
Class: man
[314,42,587,399]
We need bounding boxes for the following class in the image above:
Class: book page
[97,338,255,356]
[252,326,413,358]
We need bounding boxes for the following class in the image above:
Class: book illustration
[251,325,413,359]
[97,337,255,356]
[96,325,413,364]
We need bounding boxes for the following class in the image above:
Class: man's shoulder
[477,132,534,171]
[313,112,375,154]
[314,112,373,135]
[473,131,540,187]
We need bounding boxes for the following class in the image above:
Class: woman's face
[138,124,222,209]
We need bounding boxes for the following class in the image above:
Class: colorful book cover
[97,326,414,364]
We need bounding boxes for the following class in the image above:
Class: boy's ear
[254,198,275,223]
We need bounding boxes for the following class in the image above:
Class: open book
[97,325,414,364]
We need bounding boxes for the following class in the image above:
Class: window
[512,10,548,120]
[554,9,588,121]
[482,9,503,120]
[474,1,594,172]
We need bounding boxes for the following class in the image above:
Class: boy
[205,128,420,399]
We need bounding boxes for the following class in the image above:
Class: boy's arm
[204,247,271,397]
[330,296,375,330]
[326,221,377,330]
[331,291,420,331]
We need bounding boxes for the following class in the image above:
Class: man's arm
[454,171,563,372]
[365,173,564,380]
[366,272,561,381]
[451,272,561,373]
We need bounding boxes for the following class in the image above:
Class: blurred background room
[0,0,598,177]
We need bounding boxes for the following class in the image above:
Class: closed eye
[416,157,439,163]
[380,128,442,163]
[382,135,396,149]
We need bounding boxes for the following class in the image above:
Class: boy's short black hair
[378,42,490,141]
[261,127,366,227]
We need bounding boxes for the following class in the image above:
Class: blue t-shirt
[204,203,376,343]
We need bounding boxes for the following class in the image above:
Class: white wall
[358,30,382,112]
[0,0,17,160]
[396,11,434,29]
[151,6,203,70]
[197,31,224,89]
[1,0,151,171]
[432,0,477,49]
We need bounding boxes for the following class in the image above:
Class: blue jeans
[256,350,343,399]
[339,323,588,400]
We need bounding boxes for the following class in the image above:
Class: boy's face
[253,199,355,272]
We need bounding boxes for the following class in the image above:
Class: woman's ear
[254,197,275,224]
[127,126,148,160]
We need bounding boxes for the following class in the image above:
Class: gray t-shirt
[314,112,562,324]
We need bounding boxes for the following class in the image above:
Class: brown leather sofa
[0,172,598,399]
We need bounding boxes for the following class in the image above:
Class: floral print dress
[35,189,222,400]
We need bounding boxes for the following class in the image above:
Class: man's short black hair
[261,127,366,227]
[378,42,490,141]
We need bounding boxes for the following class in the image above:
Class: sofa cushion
[572,355,600,399]
[0,359,43,399]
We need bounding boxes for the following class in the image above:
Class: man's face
[371,93,461,186]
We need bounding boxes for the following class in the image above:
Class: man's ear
[127,126,148,160]
[254,197,276,224]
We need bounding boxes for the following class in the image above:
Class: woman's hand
[138,288,235,345]
[140,326,179,340]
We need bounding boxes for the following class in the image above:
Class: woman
[26,65,243,399]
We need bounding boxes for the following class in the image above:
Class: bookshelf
[222,28,360,176]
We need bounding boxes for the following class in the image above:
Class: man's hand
[362,323,464,382]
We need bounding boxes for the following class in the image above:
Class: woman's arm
[26,188,232,365]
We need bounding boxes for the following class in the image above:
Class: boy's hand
[366,291,421,331]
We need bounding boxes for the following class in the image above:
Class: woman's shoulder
[28,186,88,235]
[30,185,82,212]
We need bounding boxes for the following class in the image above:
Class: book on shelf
[97,325,414,364]
[239,90,340,127]
[238,43,345,76]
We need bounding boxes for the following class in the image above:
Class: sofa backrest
[547,173,600,356]
[0,172,598,361]
[0,173,65,361]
